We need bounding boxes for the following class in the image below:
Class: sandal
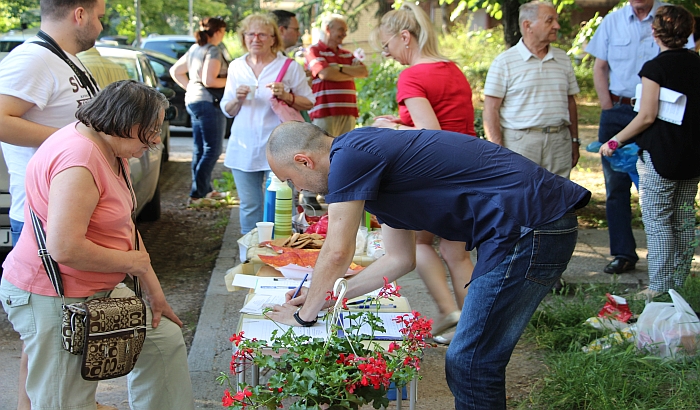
[205,190,229,199]
[432,310,461,336]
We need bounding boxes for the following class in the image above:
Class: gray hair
[519,1,555,30]
[319,14,346,42]
[76,80,169,145]
[267,122,332,166]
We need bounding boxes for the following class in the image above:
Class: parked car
[0,28,39,62]
[135,34,196,59]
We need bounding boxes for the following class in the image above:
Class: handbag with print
[270,58,304,123]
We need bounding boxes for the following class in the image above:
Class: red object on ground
[597,293,633,323]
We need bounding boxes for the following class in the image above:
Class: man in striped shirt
[483,0,580,179]
[305,14,368,137]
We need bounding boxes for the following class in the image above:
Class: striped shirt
[483,39,579,130]
[77,47,129,89]
[305,40,362,119]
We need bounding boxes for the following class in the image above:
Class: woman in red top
[371,2,475,344]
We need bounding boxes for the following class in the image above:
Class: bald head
[267,122,334,195]
[267,122,333,166]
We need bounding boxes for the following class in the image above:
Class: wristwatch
[338,64,344,73]
[293,307,318,327]
[571,138,581,145]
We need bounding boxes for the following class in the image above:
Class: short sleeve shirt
[184,44,229,104]
[483,39,579,130]
[584,2,693,98]
[397,61,476,135]
[305,41,362,119]
[325,128,591,281]
[636,49,700,179]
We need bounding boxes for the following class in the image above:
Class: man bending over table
[265,122,590,409]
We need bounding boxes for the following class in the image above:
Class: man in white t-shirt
[0,1,105,408]
[483,0,580,179]
[0,0,103,245]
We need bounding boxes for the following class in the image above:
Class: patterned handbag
[29,158,147,381]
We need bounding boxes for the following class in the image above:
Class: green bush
[355,59,402,126]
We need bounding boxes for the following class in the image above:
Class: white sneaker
[433,329,455,345]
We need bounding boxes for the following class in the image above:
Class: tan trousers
[502,127,572,179]
[312,115,356,137]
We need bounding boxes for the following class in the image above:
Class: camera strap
[31,30,99,98]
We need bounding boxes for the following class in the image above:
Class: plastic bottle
[263,173,275,223]
[274,178,293,238]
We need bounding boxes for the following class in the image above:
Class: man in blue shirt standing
[585,0,694,275]
[265,122,590,409]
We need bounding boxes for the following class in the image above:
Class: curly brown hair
[652,5,694,49]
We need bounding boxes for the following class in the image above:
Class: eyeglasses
[244,32,272,40]
[146,127,164,151]
[381,34,397,52]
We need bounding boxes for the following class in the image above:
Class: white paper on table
[240,294,287,315]
[634,84,686,125]
[240,318,329,342]
[340,312,407,340]
[254,277,308,295]
[231,273,258,289]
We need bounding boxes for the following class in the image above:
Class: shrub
[355,59,402,126]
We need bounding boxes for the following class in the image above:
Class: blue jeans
[598,105,638,262]
[10,218,23,247]
[230,169,269,234]
[445,213,579,409]
[187,101,226,199]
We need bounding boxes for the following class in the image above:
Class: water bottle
[264,173,275,223]
[274,179,293,238]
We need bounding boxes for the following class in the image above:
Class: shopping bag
[635,289,700,358]
[271,97,304,123]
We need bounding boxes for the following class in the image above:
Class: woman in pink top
[0,80,194,409]
[371,2,475,344]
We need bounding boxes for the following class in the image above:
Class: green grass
[518,276,700,409]
[578,103,602,126]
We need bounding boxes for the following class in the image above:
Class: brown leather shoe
[604,257,635,274]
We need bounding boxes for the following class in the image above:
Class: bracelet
[571,138,581,145]
[607,137,619,151]
[289,91,295,106]
[293,307,317,327]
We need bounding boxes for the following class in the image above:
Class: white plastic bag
[366,229,385,260]
[635,289,700,358]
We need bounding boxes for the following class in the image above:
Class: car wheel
[138,184,161,222]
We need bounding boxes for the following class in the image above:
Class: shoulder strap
[32,31,99,98]
[118,158,142,297]
[275,58,294,83]
[30,207,65,300]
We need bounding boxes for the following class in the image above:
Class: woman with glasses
[371,2,476,345]
[220,13,314,234]
[170,17,229,205]
[0,80,194,409]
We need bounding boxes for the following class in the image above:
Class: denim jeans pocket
[0,279,36,336]
[525,217,578,286]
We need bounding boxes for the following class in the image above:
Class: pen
[260,286,297,289]
[291,273,309,299]
[346,298,370,306]
[352,304,397,309]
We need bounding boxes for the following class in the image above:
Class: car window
[104,57,140,81]
[149,59,167,78]
[0,41,23,52]
[138,55,157,87]
[143,41,194,59]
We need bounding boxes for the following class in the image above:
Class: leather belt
[525,124,566,133]
[610,93,633,106]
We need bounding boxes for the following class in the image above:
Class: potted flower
[218,278,433,409]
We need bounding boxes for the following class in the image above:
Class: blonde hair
[373,2,447,61]
[237,13,284,54]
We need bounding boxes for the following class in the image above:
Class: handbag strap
[32,31,99,98]
[29,158,143,299]
[275,58,294,83]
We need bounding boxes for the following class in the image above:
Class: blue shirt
[325,128,591,281]
[585,2,694,98]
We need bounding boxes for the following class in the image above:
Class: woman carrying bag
[170,17,229,205]
[220,13,314,234]
[0,80,194,410]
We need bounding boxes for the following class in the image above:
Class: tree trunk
[441,1,450,34]
[502,0,522,47]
